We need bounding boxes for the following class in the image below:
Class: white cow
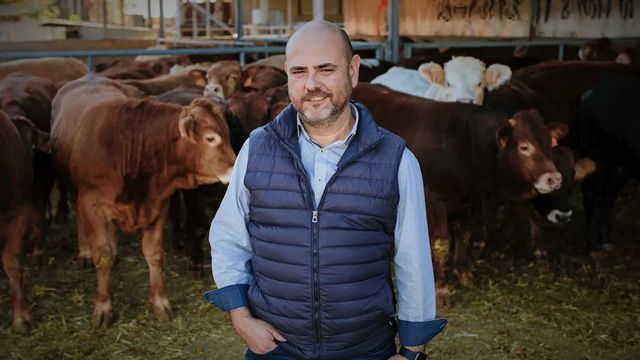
[419,56,512,105]
[370,66,431,98]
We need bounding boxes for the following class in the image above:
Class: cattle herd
[0,39,638,335]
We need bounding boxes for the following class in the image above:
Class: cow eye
[519,143,530,152]
[205,133,221,145]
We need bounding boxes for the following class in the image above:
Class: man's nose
[305,72,319,90]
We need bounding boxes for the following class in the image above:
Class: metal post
[192,4,197,38]
[175,0,182,39]
[147,0,152,28]
[313,0,324,21]
[159,0,165,38]
[87,55,93,72]
[235,0,243,39]
[102,0,108,39]
[75,0,82,20]
[558,43,565,60]
[387,0,399,63]
[205,0,211,38]
[287,0,293,35]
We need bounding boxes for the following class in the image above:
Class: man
[205,21,446,359]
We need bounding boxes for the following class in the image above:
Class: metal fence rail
[0,41,386,69]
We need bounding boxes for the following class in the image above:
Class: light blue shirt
[207,103,445,345]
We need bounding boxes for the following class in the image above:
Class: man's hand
[390,345,426,360]
[230,307,287,355]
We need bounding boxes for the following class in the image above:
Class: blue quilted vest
[245,101,406,359]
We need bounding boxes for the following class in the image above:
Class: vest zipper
[268,126,384,359]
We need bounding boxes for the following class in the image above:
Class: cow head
[177,98,237,184]
[10,115,51,154]
[419,56,511,105]
[495,110,567,198]
[578,38,633,64]
[189,61,242,101]
[531,150,596,224]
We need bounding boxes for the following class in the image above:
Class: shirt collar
[296,102,359,147]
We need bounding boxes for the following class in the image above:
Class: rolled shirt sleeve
[394,149,447,345]
[204,140,253,311]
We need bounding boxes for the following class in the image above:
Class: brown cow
[123,68,207,96]
[353,83,566,306]
[0,110,45,334]
[95,55,193,80]
[578,38,633,64]
[0,73,58,265]
[0,57,87,83]
[189,61,287,101]
[51,74,144,225]
[51,85,236,326]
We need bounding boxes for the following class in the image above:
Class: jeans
[245,341,397,360]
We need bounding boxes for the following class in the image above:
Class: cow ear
[178,112,198,143]
[485,64,512,91]
[615,52,632,64]
[227,72,240,89]
[10,115,35,147]
[495,122,513,149]
[188,69,207,87]
[33,128,51,154]
[151,62,165,75]
[547,122,569,147]
[574,158,596,181]
[418,62,445,85]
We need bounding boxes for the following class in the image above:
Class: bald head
[286,20,354,64]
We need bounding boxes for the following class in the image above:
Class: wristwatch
[399,346,428,360]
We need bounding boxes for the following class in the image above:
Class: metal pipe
[159,0,165,38]
[147,0,152,28]
[0,47,290,60]
[387,0,399,63]
[175,0,182,39]
[192,3,197,38]
[558,44,565,60]
[313,0,324,21]
[102,0,108,39]
[205,0,211,38]
[235,0,243,39]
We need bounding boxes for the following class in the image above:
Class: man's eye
[320,68,334,73]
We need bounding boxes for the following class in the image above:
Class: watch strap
[399,346,428,360]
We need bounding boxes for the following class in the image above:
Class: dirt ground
[1,182,639,360]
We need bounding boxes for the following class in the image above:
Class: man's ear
[350,54,361,87]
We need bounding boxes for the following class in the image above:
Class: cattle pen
[2,0,640,359]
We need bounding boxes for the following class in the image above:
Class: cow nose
[546,172,562,190]
[204,84,224,100]
[534,172,562,194]
[547,209,573,224]
[457,98,474,104]
[557,210,572,223]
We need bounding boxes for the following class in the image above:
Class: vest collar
[265,100,385,167]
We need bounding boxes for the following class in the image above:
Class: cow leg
[142,203,172,321]
[79,193,117,328]
[183,188,208,279]
[75,197,93,267]
[1,207,32,334]
[427,195,452,307]
[453,221,474,288]
[583,162,627,255]
[55,179,70,224]
[596,167,629,252]
[169,191,184,252]
[29,154,54,267]
[529,214,548,262]
[583,162,607,253]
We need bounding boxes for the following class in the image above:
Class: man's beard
[296,88,349,127]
